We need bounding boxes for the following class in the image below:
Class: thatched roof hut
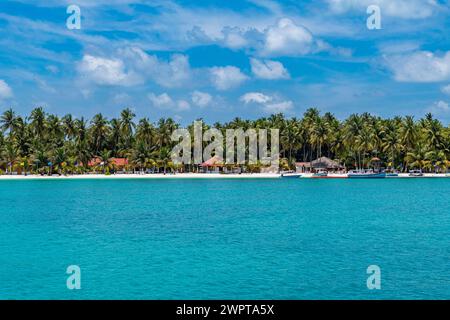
[296,157,344,172]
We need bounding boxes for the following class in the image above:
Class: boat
[386,173,399,177]
[312,170,328,178]
[281,171,302,178]
[347,170,386,179]
[409,170,423,177]
[386,170,399,177]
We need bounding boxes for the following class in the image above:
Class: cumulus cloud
[118,47,192,88]
[262,18,316,57]
[428,100,450,115]
[240,92,273,104]
[0,80,13,100]
[210,66,248,90]
[77,54,140,86]
[327,0,439,19]
[240,91,293,113]
[191,91,212,107]
[385,51,450,82]
[148,92,191,111]
[208,18,332,58]
[77,48,192,88]
[148,92,174,108]
[222,27,249,49]
[250,58,290,79]
[441,84,450,95]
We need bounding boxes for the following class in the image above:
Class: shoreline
[0,173,449,180]
[0,173,282,180]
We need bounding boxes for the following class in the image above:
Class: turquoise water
[1,178,449,299]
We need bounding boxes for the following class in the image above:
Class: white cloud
[77,54,138,86]
[0,80,13,100]
[240,91,293,113]
[148,92,174,108]
[250,58,290,79]
[378,41,423,55]
[436,100,449,111]
[118,47,191,88]
[77,48,192,88]
[209,66,248,90]
[263,100,293,113]
[191,91,212,107]
[327,0,439,19]
[263,18,315,56]
[222,27,248,49]
[240,92,273,104]
[148,93,190,111]
[151,54,191,88]
[428,100,450,115]
[441,84,450,95]
[385,51,450,82]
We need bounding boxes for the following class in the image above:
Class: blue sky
[0,0,450,124]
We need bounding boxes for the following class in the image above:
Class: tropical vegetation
[0,107,449,175]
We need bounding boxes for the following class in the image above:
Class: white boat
[409,170,423,177]
[312,170,328,178]
[281,171,302,178]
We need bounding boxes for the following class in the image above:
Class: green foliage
[0,108,449,174]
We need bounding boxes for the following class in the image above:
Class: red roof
[111,158,128,166]
[201,155,224,167]
[88,157,128,167]
[88,157,102,167]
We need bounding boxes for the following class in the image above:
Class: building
[295,157,345,173]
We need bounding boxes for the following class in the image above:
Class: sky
[0,0,450,124]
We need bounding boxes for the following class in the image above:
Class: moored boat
[386,173,399,177]
[386,170,399,177]
[312,170,328,178]
[347,170,386,179]
[409,170,423,177]
[281,171,302,178]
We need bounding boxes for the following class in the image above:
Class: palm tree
[136,118,155,148]
[158,147,171,174]
[344,114,364,169]
[90,113,109,155]
[0,107,449,175]
[119,108,136,151]
[29,107,46,140]
[406,143,428,171]
[62,114,76,140]
[3,141,19,174]
[382,122,401,169]
[99,149,112,173]
[310,116,329,161]
[0,108,18,134]
[131,140,150,173]
[52,148,67,175]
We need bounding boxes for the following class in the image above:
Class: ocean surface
[1,178,449,299]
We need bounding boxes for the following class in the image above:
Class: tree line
[0,107,449,174]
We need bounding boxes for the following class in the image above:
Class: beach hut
[370,157,381,171]
[200,155,224,173]
[296,157,344,173]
